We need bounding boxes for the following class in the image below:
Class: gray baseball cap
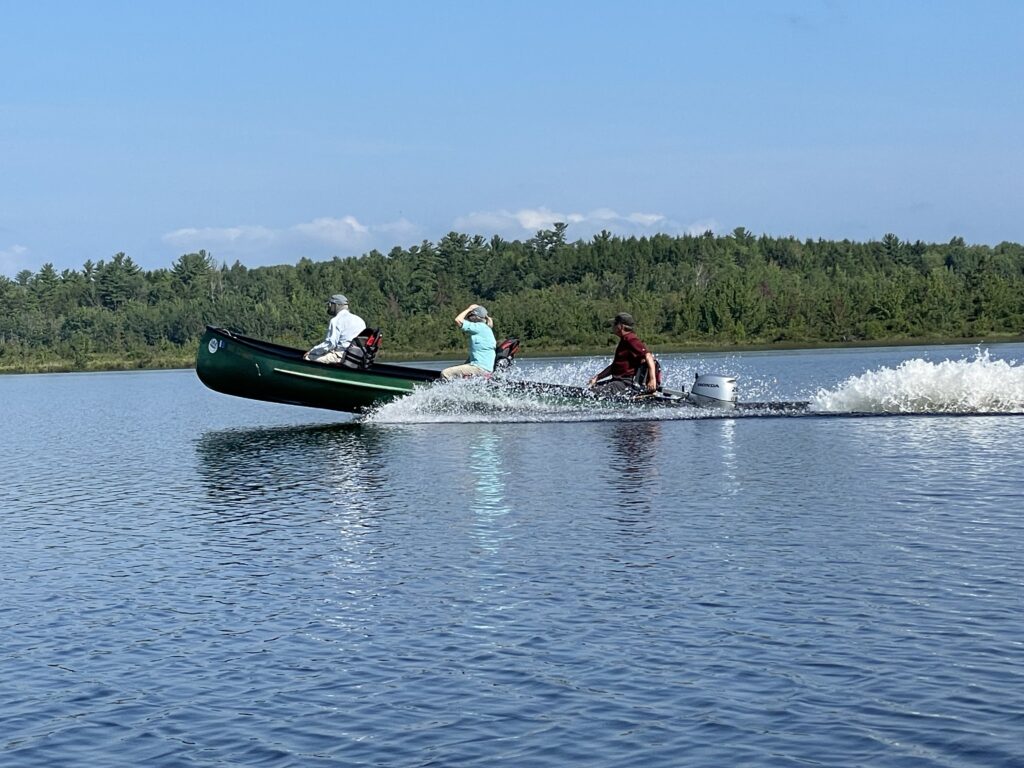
[328,294,349,306]
[468,305,488,319]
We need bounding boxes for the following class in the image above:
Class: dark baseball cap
[610,312,635,327]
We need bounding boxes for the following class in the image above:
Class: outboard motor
[686,373,738,409]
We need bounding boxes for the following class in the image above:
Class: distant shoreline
[3,333,1022,375]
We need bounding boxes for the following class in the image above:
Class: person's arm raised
[454,304,477,328]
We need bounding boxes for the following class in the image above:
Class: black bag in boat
[494,337,521,370]
[632,357,663,391]
[340,328,382,369]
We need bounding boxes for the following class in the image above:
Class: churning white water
[364,347,1024,423]
[810,349,1024,414]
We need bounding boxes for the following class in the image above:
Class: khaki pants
[441,363,489,380]
[305,349,346,365]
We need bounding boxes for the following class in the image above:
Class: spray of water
[362,359,722,424]
[363,349,1024,423]
[810,349,1024,414]
[362,375,715,424]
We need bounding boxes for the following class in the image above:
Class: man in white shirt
[304,294,366,364]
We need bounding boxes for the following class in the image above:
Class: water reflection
[605,421,663,519]
[466,430,508,511]
[466,428,513,554]
[897,413,1018,453]
[611,420,662,475]
[194,423,391,521]
[714,418,739,497]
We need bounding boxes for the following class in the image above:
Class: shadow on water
[194,422,393,520]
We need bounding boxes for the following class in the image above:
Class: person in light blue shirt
[442,303,496,379]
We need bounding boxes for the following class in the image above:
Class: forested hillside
[2,226,1023,372]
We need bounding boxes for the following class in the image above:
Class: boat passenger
[304,294,366,365]
[587,312,658,396]
[441,304,496,379]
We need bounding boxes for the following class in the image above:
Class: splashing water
[363,359,721,424]
[362,375,707,424]
[364,349,1024,423]
[363,376,585,424]
[810,349,1024,414]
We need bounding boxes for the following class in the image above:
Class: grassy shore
[2,333,1022,375]
[0,353,198,375]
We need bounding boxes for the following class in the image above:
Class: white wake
[809,350,1024,414]
[362,350,1024,423]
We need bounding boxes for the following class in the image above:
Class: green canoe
[196,326,440,413]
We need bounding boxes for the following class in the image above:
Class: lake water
[3,343,1024,767]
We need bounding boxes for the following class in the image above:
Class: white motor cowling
[686,373,738,409]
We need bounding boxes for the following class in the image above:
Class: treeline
[2,226,1024,372]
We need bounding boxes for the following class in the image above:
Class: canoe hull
[196,327,440,413]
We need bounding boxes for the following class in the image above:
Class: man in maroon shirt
[587,312,658,397]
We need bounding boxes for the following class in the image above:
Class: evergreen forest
[2,226,1023,373]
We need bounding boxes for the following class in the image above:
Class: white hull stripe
[274,367,415,393]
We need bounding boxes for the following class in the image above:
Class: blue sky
[2,0,1022,277]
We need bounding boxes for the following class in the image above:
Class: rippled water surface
[3,344,1024,767]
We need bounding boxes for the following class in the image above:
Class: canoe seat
[340,327,382,369]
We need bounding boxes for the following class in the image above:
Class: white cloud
[453,207,703,240]
[455,207,586,232]
[158,208,717,269]
[163,225,277,247]
[161,215,421,266]
[0,244,30,277]
[627,212,666,227]
[375,217,418,237]
[685,218,720,236]
[293,216,369,246]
